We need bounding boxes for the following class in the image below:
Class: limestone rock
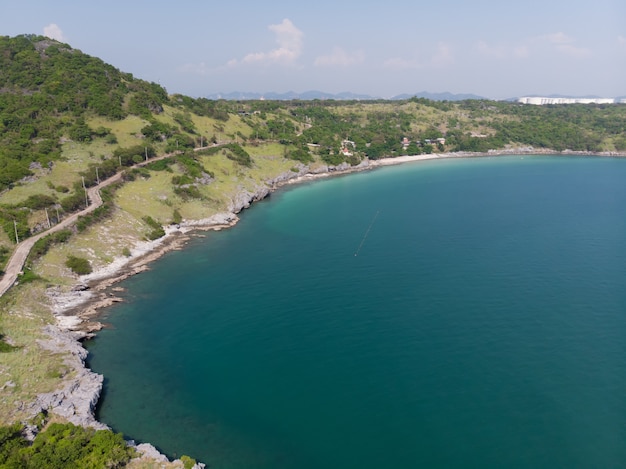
[31,325,107,430]
[228,185,271,213]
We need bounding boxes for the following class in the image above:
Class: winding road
[0,172,123,297]
[0,144,224,298]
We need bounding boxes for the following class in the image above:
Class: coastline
[25,147,626,465]
[46,152,462,329]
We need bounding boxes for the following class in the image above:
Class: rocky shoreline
[32,148,626,466]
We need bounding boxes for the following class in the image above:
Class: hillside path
[0,144,225,298]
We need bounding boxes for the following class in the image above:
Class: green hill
[0,34,169,189]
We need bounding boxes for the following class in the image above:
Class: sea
[85,155,626,468]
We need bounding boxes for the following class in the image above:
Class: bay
[86,156,626,468]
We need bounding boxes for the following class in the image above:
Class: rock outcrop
[180,212,238,229]
[31,325,107,430]
[228,184,271,213]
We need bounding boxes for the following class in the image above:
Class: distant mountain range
[206,90,486,101]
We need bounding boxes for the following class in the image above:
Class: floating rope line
[354,210,380,257]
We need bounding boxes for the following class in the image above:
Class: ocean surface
[86,156,626,468]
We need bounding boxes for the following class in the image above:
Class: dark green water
[86,156,626,468]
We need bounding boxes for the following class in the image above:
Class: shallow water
[87,156,626,468]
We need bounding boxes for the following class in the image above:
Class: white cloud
[229,19,303,67]
[476,33,590,61]
[555,43,591,58]
[618,36,626,48]
[383,57,419,70]
[179,61,210,75]
[431,42,454,68]
[384,42,454,70]
[476,41,529,60]
[514,46,530,59]
[476,41,506,59]
[544,32,573,45]
[538,32,591,58]
[314,47,364,67]
[43,23,67,42]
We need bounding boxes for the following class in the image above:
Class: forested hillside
[0,34,167,189]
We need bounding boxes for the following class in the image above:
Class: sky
[1,0,625,99]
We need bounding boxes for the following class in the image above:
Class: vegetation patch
[0,421,135,468]
[65,255,92,275]
[142,216,165,240]
[27,229,72,265]
[0,333,17,353]
[0,246,9,274]
[75,182,122,233]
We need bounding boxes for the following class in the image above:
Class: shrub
[171,174,194,186]
[0,245,9,267]
[224,143,252,167]
[145,158,172,171]
[174,185,202,200]
[0,334,18,353]
[285,147,313,163]
[143,216,165,240]
[18,194,57,210]
[60,188,87,212]
[17,268,42,284]
[172,209,182,225]
[65,255,92,275]
[29,229,72,261]
[181,455,197,469]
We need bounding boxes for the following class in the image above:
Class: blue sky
[2,0,625,99]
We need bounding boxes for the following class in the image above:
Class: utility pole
[119,155,122,167]
[82,176,88,208]
[14,220,19,244]
[200,136,203,148]
[145,146,148,161]
[45,208,51,228]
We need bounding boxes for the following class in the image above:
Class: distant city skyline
[1,0,625,100]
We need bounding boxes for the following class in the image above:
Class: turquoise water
[86,156,626,468]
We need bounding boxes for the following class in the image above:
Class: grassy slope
[0,284,73,425]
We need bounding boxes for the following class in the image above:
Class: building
[518,97,616,105]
